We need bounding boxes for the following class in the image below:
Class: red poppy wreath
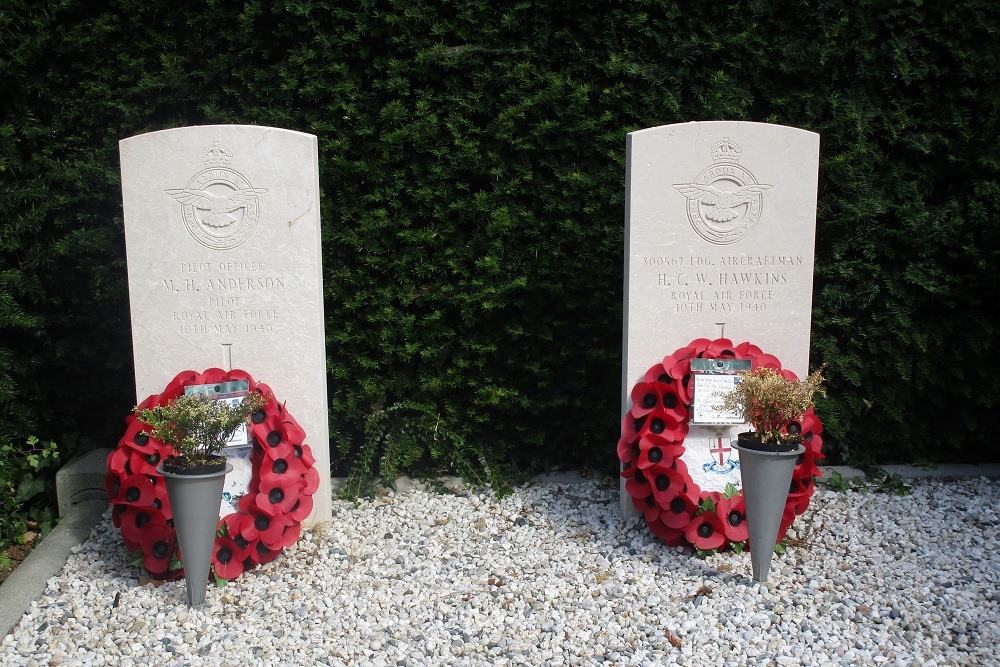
[618,338,824,553]
[105,368,319,581]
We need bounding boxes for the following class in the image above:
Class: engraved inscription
[642,254,804,315]
[163,261,285,338]
[165,142,268,251]
[672,138,772,245]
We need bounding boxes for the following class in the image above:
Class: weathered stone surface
[621,121,820,512]
[120,125,330,525]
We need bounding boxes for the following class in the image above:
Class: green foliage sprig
[722,367,826,444]
[341,401,507,498]
[0,435,60,561]
[135,392,268,466]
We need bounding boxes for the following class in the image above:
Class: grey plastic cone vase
[157,462,231,606]
[732,442,804,583]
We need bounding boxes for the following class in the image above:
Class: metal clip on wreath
[618,338,825,560]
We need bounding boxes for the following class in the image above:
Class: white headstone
[621,121,820,515]
[120,125,331,526]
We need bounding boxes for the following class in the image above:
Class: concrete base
[0,499,107,637]
[56,449,113,517]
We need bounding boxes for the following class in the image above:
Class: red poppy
[716,495,749,543]
[660,493,697,529]
[734,341,763,358]
[705,338,736,358]
[642,362,670,384]
[113,473,157,507]
[106,447,131,477]
[752,353,782,371]
[649,467,685,508]
[289,494,313,522]
[250,413,295,460]
[648,518,685,546]
[212,536,246,580]
[261,455,306,484]
[239,507,284,545]
[121,418,158,455]
[263,521,300,550]
[685,511,726,551]
[256,473,300,515]
[300,466,320,496]
[293,443,316,469]
[127,446,165,477]
[636,433,681,469]
[666,358,694,404]
[252,539,281,565]
[120,506,166,546]
[139,522,175,574]
[617,434,639,465]
[112,503,127,529]
[635,493,664,524]
[623,465,653,499]
[104,472,122,502]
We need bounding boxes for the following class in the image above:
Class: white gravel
[1,477,997,666]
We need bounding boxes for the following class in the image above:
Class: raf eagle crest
[165,141,267,250]
[673,138,772,245]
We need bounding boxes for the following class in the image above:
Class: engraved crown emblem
[203,141,233,167]
[710,138,742,164]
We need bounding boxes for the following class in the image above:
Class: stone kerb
[621,121,820,516]
[119,125,331,526]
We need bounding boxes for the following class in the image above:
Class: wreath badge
[619,338,824,552]
[105,368,318,580]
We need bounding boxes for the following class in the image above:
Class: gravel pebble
[1,478,997,666]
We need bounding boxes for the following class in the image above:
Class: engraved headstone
[621,121,819,515]
[120,125,331,526]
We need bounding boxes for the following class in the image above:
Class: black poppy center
[642,393,657,409]
[217,546,233,564]
[256,542,271,556]
[655,475,670,491]
[670,497,686,514]
[633,416,647,431]
[110,479,121,496]
[662,393,678,409]
[251,409,267,424]
[631,443,640,459]
[728,510,744,527]
[254,514,270,531]
[650,419,665,434]
[135,512,151,528]
[790,479,800,493]
[145,452,160,465]
[634,469,647,484]
[272,459,289,474]
[135,433,149,446]
[124,487,141,503]
[697,523,714,538]
[266,431,282,446]
[293,445,304,459]
[152,541,169,558]
[269,488,284,504]
[648,447,663,463]
[645,495,656,507]
[234,535,249,549]
[788,422,802,435]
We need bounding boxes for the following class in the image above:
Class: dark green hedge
[1,0,997,480]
